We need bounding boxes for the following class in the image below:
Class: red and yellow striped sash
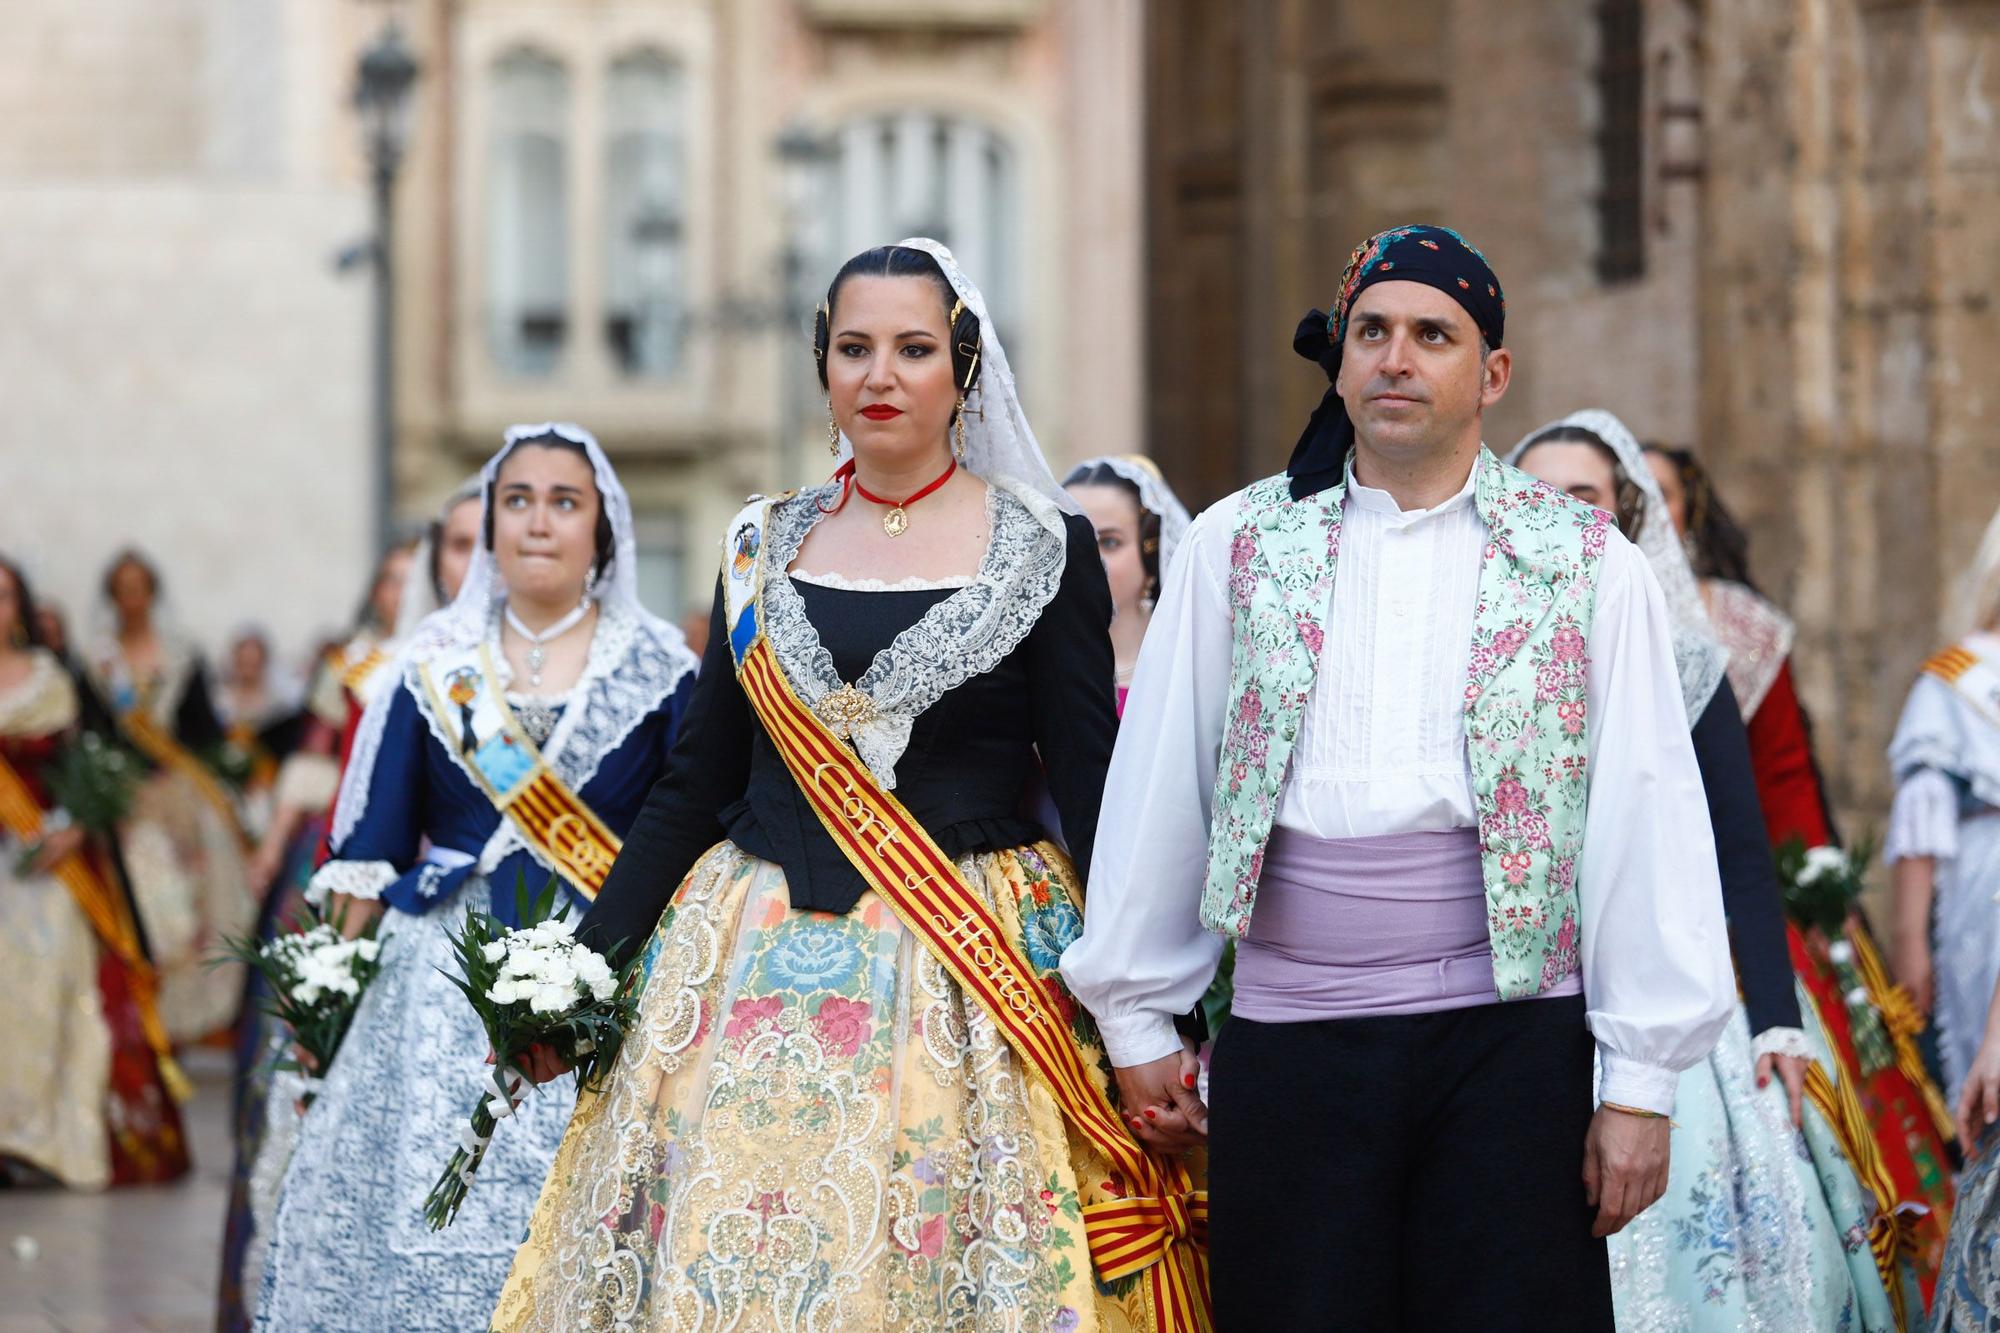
[1846,922,1956,1147]
[1802,1058,1922,1329]
[1923,646,1977,685]
[120,708,245,842]
[416,653,622,901]
[735,635,1211,1330]
[501,766,621,900]
[338,646,389,696]
[0,748,191,1102]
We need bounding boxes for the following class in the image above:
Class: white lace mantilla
[760,478,1067,789]
[332,600,693,881]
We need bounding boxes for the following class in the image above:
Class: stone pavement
[0,1046,233,1332]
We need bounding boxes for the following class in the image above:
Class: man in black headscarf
[1063,224,1733,1326]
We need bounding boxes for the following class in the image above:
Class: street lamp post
[354,23,420,555]
[773,124,833,490]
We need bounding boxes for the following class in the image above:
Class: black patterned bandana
[1287,223,1506,498]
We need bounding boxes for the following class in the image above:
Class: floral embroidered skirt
[121,768,254,1041]
[0,857,115,1186]
[1608,996,1909,1331]
[494,840,1182,1332]
[1932,1121,2000,1330]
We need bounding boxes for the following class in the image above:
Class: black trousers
[1208,994,1614,1332]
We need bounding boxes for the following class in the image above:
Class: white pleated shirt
[1060,460,1735,1115]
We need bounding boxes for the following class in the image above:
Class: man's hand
[1582,1106,1671,1238]
[1111,1040,1207,1153]
[1754,1050,1808,1129]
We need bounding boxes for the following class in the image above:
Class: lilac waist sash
[1232,826,1583,1022]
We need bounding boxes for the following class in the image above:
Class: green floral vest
[1203,449,1613,1000]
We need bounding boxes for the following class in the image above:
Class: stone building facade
[0,0,373,657]
[386,0,1145,625]
[1,0,1143,652]
[1143,0,2000,832]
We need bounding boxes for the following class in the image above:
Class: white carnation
[1799,846,1849,885]
[530,983,573,1014]
[481,941,506,963]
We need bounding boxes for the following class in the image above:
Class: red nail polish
[1144,1108,1158,1120]
[1183,1073,1197,1089]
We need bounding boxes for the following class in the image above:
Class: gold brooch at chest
[814,683,878,740]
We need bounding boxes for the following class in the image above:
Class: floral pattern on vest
[1202,448,1611,1001]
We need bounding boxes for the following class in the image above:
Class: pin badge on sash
[446,666,482,755]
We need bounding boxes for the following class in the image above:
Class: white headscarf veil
[393,474,484,644]
[1507,408,1730,720]
[1947,500,2000,644]
[825,238,1076,547]
[333,423,692,848]
[1063,453,1194,578]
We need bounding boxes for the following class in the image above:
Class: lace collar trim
[0,650,75,739]
[337,600,691,872]
[758,477,1067,789]
[788,568,976,593]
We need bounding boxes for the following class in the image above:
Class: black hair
[1643,445,1756,590]
[812,246,983,397]
[1518,427,1646,542]
[1063,462,1164,603]
[481,433,616,583]
[101,547,162,603]
[0,554,46,649]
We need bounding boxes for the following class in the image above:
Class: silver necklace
[504,597,593,689]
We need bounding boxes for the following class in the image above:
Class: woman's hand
[291,1044,320,1116]
[1892,933,1934,1017]
[497,1043,571,1087]
[1754,1050,1809,1129]
[1111,1039,1207,1153]
[1958,1036,2000,1154]
[28,825,87,876]
[327,892,385,941]
[247,837,286,894]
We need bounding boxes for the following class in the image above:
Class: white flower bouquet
[219,904,385,1105]
[422,876,639,1230]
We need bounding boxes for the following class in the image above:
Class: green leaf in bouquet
[44,732,141,835]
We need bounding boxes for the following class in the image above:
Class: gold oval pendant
[882,507,909,537]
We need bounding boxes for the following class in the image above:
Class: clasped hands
[1112,1037,1672,1239]
[1115,1039,1209,1154]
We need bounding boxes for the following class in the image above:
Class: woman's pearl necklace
[504,597,593,689]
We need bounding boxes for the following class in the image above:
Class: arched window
[825,112,1019,344]
[604,50,688,378]
[488,49,570,375]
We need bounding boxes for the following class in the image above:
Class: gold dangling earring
[953,393,968,461]
[826,399,842,458]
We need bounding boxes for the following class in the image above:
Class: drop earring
[827,400,842,458]
[952,394,968,460]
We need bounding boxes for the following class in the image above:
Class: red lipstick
[859,404,903,421]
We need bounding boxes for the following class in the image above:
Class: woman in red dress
[0,554,189,1188]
